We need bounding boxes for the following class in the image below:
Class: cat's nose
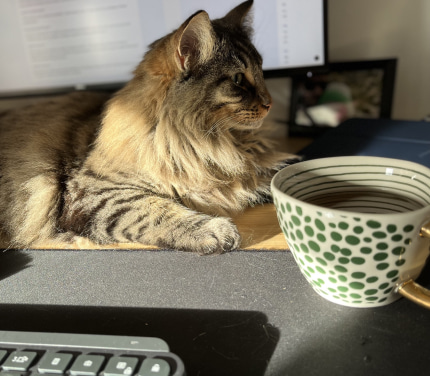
[262,101,272,111]
[261,99,272,111]
[260,91,272,112]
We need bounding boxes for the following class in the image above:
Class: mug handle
[396,221,430,309]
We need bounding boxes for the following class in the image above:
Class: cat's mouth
[234,105,271,128]
[229,114,266,131]
[206,101,271,133]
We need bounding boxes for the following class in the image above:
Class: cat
[0,0,291,255]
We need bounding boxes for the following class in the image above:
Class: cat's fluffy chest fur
[0,1,291,254]
[92,91,282,216]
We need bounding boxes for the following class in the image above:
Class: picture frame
[288,58,397,137]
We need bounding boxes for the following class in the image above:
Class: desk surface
[1,246,429,376]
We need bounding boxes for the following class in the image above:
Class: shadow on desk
[0,250,32,281]
[0,304,279,376]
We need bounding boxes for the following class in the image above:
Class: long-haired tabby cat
[0,0,290,255]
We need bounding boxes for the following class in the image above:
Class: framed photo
[288,59,397,137]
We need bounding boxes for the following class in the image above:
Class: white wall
[328,0,430,120]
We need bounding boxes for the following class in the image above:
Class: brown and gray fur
[0,1,290,254]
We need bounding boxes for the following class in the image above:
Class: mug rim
[271,156,430,219]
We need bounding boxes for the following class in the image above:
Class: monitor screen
[0,0,327,97]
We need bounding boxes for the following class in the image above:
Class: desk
[1,207,429,376]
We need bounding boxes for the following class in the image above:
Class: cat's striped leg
[61,189,240,255]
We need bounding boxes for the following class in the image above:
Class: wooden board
[232,204,288,250]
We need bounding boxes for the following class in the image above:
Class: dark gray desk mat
[0,250,429,376]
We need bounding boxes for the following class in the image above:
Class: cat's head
[135,0,272,133]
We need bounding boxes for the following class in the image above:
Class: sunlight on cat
[0,1,296,254]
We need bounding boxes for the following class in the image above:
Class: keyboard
[0,331,185,376]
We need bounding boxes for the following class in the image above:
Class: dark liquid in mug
[302,190,425,214]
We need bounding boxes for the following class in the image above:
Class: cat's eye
[232,73,244,86]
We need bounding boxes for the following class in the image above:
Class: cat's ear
[223,0,254,33]
[175,11,215,72]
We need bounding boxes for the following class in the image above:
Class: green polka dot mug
[271,156,430,308]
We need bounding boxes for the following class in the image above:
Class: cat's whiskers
[204,114,240,139]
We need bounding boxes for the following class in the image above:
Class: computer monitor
[0,0,328,97]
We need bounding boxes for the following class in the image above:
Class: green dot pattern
[274,199,419,307]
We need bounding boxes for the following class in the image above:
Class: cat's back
[0,91,109,147]
[0,91,110,245]
[0,91,110,177]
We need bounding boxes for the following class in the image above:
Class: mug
[271,156,430,308]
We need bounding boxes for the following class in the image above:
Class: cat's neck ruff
[94,95,267,183]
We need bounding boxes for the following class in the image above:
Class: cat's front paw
[194,217,241,255]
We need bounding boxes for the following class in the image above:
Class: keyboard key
[38,353,74,374]
[137,358,170,376]
[2,351,37,371]
[69,355,105,376]
[103,356,139,376]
